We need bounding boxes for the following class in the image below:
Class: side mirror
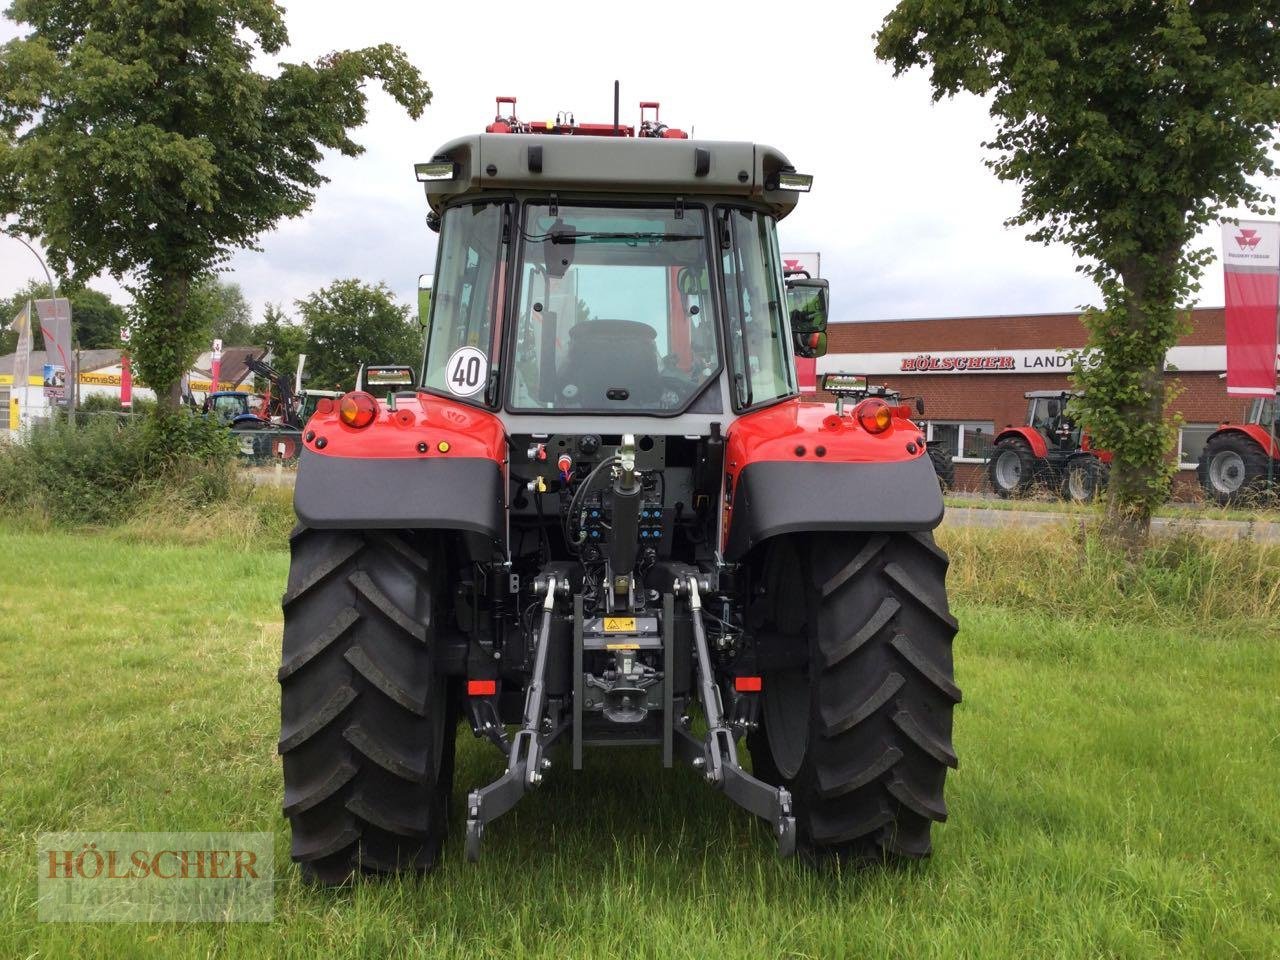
[1047,398,1062,418]
[916,397,925,416]
[418,275,432,328]
[786,277,829,358]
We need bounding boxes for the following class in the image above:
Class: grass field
[1,520,1278,958]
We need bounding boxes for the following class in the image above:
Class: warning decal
[444,346,487,397]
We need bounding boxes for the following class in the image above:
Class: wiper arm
[535,231,703,246]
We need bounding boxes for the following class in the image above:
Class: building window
[1178,424,1217,470]
[926,421,996,463]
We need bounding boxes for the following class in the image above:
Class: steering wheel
[660,375,689,409]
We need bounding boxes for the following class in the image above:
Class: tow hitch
[463,571,795,861]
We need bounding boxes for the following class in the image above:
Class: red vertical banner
[119,326,132,408]
[210,338,224,396]
[1222,220,1280,397]
[120,353,132,408]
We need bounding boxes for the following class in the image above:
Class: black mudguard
[294,450,506,553]
[723,456,944,561]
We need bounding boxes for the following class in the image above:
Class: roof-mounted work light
[775,170,813,192]
[414,161,456,182]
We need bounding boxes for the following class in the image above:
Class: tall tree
[876,2,1280,546]
[198,278,254,346]
[63,286,126,349]
[0,0,430,410]
[295,279,422,392]
[254,301,307,386]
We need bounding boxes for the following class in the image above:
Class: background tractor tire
[748,532,960,862]
[988,438,1036,498]
[279,526,457,884]
[1062,456,1107,504]
[1197,434,1274,505]
[926,444,955,491]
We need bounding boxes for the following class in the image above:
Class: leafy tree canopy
[0,0,430,409]
[294,279,422,392]
[199,278,254,347]
[876,1,1280,543]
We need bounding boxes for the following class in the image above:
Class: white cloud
[1,0,1268,330]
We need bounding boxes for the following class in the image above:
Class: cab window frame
[418,197,515,410]
[500,197,725,418]
[715,204,798,413]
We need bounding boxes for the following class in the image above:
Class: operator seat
[559,319,661,406]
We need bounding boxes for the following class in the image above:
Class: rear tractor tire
[988,438,1035,498]
[926,444,955,492]
[748,532,960,862]
[1197,434,1275,506]
[279,526,458,884]
[1062,455,1107,504]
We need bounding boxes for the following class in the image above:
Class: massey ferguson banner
[1222,220,1280,397]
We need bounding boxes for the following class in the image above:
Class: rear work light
[854,398,893,435]
[776,171,813,192]
[414,161,457,182]
[338,391,378,429]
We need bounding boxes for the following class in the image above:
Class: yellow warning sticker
[605,643,640,651]
[603,617,637,633]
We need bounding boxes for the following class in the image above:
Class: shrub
[0,411,239,525]
[940,522,1280,626]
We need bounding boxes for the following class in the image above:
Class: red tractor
[988,391,1110,502]
[1197,388,1280,504]
[281,95,958,882]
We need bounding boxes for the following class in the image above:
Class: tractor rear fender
[293,394,507,558]
[1210,424,1279,458]
[993,425,1048,459]
[721,398,943,561]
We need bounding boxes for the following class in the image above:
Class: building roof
[0,346,263,384]
[0,349,122,375]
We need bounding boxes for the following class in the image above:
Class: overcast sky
[1,1,1267,328]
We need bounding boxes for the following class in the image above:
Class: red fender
[1210,424,1279,458]
[301,393,506,462]
[721,397,936,556]
[992,425,1048,459]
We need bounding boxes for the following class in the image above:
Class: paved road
[246,467,1278,543]
[944,505,1280,543]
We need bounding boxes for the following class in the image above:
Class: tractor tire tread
[279,527,453,884]
[752,530,959,863]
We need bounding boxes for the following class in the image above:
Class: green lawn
[1,524,1278,958]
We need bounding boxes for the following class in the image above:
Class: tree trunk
[148,272,193,414]
[1098,258,1180,553]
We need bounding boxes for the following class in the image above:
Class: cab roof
[419,134,805,219]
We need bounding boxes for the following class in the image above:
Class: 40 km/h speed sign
[445,346,487,397]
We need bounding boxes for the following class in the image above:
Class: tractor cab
[1245,391,1279,438]
[204,390,266,429]
[1027,391,1082,451]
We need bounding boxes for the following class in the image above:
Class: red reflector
[734,676,762,693]
[467,679,497,696]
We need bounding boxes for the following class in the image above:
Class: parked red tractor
[281,95,959,882]
[1197,388,1280,504]
[988,391,1110,502]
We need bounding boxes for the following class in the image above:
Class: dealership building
[819,307,1253,497]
